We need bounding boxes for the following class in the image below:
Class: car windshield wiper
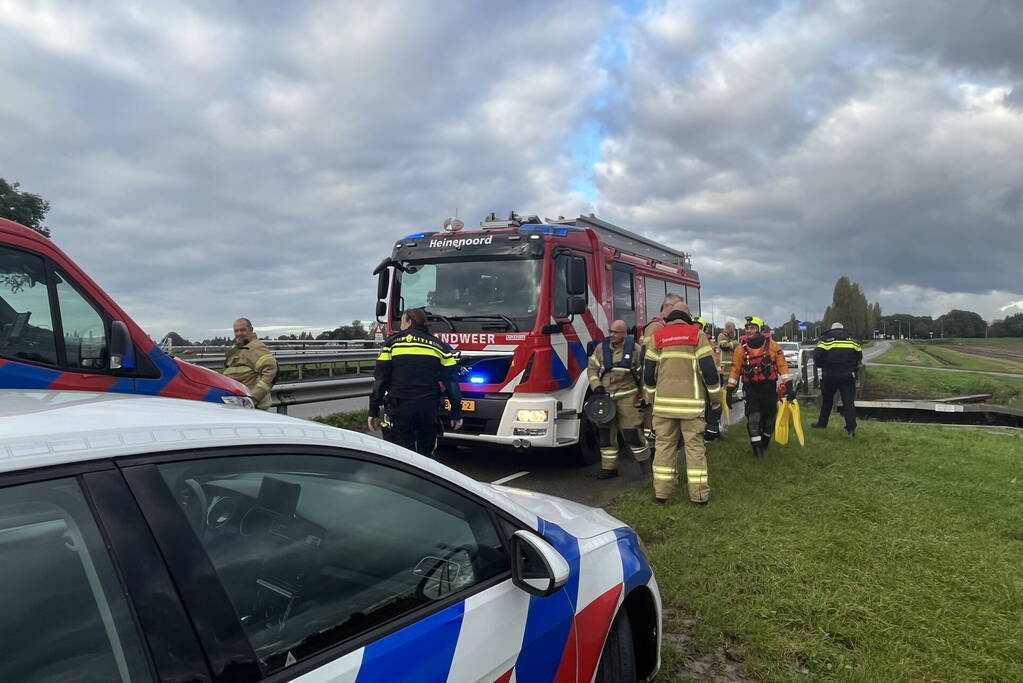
[424,310,456,331]
[446,314,519,331]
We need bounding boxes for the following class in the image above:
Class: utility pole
[908,319,912,339]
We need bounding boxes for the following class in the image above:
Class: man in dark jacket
[812,322,863,435]
[368,308,463,456]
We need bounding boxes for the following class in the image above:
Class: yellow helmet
[745,315,765,330]
[696,316,707,328]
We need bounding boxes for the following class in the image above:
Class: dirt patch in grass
[659,608,757,682]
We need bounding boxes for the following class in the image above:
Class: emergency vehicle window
[54,271,109,371]
[157,453,509,676]
[0,245,57,366]
[613,268,636,330]
[0,478,153,683]
[686,285,701,317]
[400,258,541,323]
[644,277,666,322]
[553,255,568,318]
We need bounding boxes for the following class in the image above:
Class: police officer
[812,322,863,436]
[644,308,721,504]
[588,319,650,479]
[726,316,794,458]
[224,318,278,410]
[368,308,463,456]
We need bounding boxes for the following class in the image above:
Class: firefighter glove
[726,387,735,407]
[785,380,796,401]
[593,385,608,395]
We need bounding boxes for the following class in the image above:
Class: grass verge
[312,409,370,432]
[863,366,1023,409]
[612,417,1023,681]
[873,342,1023,374]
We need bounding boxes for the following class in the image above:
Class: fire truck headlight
[516,409,549,423]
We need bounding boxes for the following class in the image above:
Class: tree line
[164,320,373,346]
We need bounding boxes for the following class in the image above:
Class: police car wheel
[595,608,637,682]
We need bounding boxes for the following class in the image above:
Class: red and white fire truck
[372,213,701,462]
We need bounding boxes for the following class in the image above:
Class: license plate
[444,399,476,412]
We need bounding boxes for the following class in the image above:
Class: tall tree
[0,178,51,237]
[936,310,986,338]
[989,313,1023,337]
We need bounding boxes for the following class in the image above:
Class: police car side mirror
[511,530,570,597]
[110,320,135,370]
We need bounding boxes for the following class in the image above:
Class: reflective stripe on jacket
[369,326,462,418]
[588,337,643,399]
[640,317,665,401]
[643,319,721,418]
[717,331,736,368]
[224,338,278,404]
[813,328,863,376]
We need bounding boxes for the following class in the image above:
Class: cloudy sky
[2,0,1021,340]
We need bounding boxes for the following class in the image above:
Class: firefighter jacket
[643,317,721,419]
[727,337,791,387]
[717,330,737,371]
[369,326,463,418]
[224,338,278,408]
[813,327,863,377]
[587,337,643,400]
[640,316,665,401]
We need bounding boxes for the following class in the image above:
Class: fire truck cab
[0,218,251,405]
[374,213,700,462]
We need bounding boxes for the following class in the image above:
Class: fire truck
[372,213,701,462]
[0,218,250,404]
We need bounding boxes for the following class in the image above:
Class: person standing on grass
[726,316,794,458]
[812,322,863,436]
[640,293,687,447]
[368,308,463,456]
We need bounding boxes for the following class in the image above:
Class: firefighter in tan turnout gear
[588,320,651,479]
[225,317,278,410]
[644,309,722,504]
[640,292,686,445]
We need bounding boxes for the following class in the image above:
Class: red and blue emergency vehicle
[373,213,700,461]
[0,217,250,404]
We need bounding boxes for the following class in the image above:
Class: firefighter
[368,308,463,456]
[224,318,278,410]
[718,321,737,381]
[696,317,724,441]
[588,319,650,479]
[726,316,794,458]
[644,308,721,504]
[640,293,686,445]
[812,322,863,436]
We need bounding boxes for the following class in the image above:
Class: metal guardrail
[271,377,374,415]
[183,350,379,373]
[167,339,382,355]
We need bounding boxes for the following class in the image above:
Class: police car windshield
[398,258,541,330]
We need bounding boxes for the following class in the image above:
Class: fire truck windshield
[397,257,541,331]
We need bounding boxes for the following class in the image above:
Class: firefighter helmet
[745,315,765,331]
[583,392,617,425]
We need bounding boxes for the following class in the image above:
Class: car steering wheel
[176,478,208,537]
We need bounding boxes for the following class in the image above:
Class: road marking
[491,471,529,485]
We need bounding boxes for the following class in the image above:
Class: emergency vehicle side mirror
[110,320,135,370]
[510,530,570,597]
[376,269,389,301]
[375,300,387,318]
[567,257,587,296]
[567,295,586,315]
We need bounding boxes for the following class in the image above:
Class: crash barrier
[183,350,379,381]
[167,339,381,355]
[849,399,1023,429]
[270,376,375,415]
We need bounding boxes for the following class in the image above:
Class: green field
[613,419,1023,681]
[872,341,1023,374]
[863,366,1023,409]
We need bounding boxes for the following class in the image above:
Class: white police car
[0,391,661,682]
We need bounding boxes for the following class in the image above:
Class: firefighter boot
[747,412,765,458]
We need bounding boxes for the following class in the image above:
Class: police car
[0,390,661,682]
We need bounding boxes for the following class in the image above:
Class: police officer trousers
[599,397,649,471]
[652,415,708,502]
[818,372,857,432]
[389,397,441,457]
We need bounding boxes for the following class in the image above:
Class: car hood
[485,483,627,539]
